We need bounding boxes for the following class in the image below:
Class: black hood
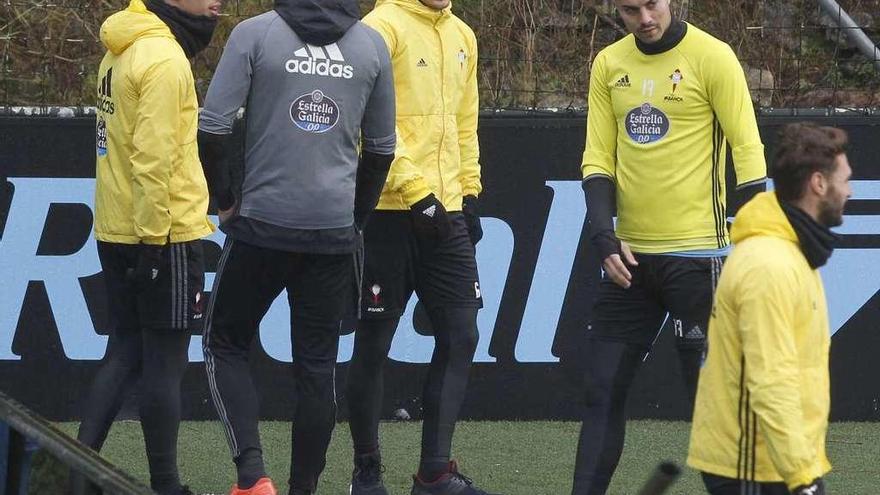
[274,0,360,46]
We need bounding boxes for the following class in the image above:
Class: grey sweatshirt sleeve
[359,29,396,155]
[199,25,255,135]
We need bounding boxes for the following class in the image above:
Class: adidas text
[286,58,353,79]
[286,44,354,79]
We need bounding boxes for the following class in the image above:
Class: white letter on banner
[822,180,880,335]
[0,178,105,360]
[515,181,585,363]
[746,180,880,336]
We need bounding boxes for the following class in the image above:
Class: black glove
[125,244,165,291]
[410,193,451,246]
[461,195,483,246]
[791,478,825,495]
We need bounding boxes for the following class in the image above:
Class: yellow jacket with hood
[688,191,831,490]
[94,0,214,245]
[363,0,481,211]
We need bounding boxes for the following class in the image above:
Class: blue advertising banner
[1,114,879,421]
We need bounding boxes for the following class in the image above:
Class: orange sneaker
[229,477,277,495]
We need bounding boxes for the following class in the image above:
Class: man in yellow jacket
[346,1,494,495]
[688,122,852,495]
[75,0,218,493]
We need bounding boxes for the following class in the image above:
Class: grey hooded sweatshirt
[199,0,395,253]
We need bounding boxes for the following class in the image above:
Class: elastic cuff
[139,236,167,246]
[736,176,767,189]
[786,472,819,492]
[581,164,614,181]
[399,178,433,207]
[582,172,614,183]
[461,185,481,197]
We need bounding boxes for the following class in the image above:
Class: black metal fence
[456,0,880,111]
[1,0,878,111]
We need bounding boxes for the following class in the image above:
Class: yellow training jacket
[582,23,766,253]
[94,0,214,245]
[688,192,831,490]
[364,0,481,211]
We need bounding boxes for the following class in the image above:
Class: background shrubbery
[0,0,877,109]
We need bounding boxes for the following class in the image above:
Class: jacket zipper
[434,13,447,203]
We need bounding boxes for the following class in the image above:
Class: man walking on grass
[688,122,850,495]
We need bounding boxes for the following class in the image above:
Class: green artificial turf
[52,420,880,494]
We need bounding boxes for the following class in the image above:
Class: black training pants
[203,238,353,493]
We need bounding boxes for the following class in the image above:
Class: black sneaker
[350,451,389,495]
[410,461,500,495]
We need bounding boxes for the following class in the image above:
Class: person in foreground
[688,122,852,495]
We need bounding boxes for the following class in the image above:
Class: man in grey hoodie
[198,1,396,494]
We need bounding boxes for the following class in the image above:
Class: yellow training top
[582,23,766,253]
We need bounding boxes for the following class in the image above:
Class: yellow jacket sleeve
[363,13,432,206]
[738,261,822,490]
[457,29,481,198]
[704,45,767,187]
[581,52,616,180]
[131,57,188,245]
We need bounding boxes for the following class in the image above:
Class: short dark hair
[772,122,848,202]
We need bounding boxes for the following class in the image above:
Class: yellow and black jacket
[363,0,481,211]
[94,0,214,245]
[688,192,832,490]
[582,23,766,253]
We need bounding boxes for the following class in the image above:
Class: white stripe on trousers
[170,243,187,329]
[203,239,240,457]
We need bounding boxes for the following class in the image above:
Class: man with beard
[687,123,851,495]
[197,0,396,494]
[572,0,767,492]
[346,1,492,494]
[75,0,220,494]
